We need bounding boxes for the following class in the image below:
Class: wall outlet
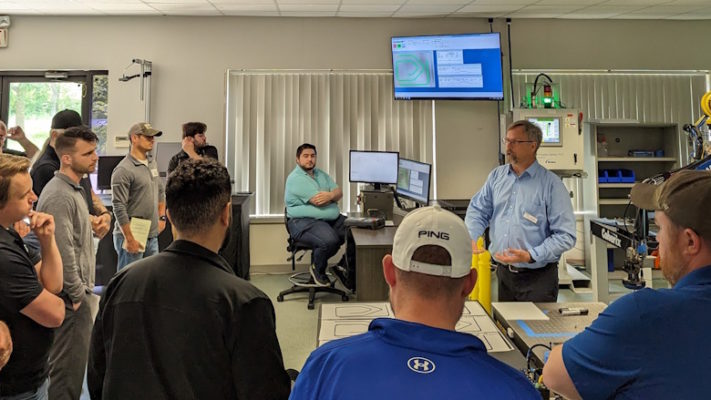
[114,136,130,148]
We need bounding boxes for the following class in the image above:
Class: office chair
[276,209,349,310]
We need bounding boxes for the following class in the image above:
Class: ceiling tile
[277,0,340,4]
[338,4,401,12]
[145,0,209,3]
[336,11,396,17]
[510,5,588,17]
[220,10,281,16]
[393,11,452,17]
[535,0,606,4]
[666,0,711,4]
[468,0,533,4]
[565,5,648,17]
[612,4,709,18]
[339,0,402,4]
[457,4,526,13]
[88,3,157,11]
[404,0,469,4]
[149,3,217,11]
[601,0,673,4]
[450,11,510,17]
[215,4,278,11]
[279,4,339,11]
[397,4,463,13]
[279,11,337,16]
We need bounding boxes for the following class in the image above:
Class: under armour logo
[407,356,436,374]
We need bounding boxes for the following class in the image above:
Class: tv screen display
[528,117,562,146]
[349,150,399,188]
[391,32,503,100]
[97,155,124,190]
[396,158,431,205]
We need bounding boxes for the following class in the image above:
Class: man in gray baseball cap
[543,170,711,399]
[111,122,165,271]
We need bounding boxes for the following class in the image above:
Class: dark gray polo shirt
[36,172,95,304]
[111,154,165,239]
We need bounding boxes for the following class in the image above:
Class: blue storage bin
[598,170,608,183]
[620,169,635,183]
[606,169,622,183]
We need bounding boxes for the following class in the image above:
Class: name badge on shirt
[523,212,538,224]
[151,169,159,178]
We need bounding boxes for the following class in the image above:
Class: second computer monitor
[396,158,431,206]
[97,155,124,190]
[349,150,399,189]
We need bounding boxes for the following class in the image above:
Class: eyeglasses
[502,138,535,145]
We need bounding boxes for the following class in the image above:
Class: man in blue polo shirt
[285,143,346,286]
[290,206,539,399]
[543,170,711,399]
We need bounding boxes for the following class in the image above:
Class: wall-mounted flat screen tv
[391,32,503,100]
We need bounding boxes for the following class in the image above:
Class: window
[0,70,109,155]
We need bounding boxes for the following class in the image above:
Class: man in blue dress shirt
[290,206,539,399]
[543,170,711,399]
[465,120,576,301]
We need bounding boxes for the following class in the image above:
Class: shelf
[599,199,631,205]
[599,183,635,188]
[598,157,676,162]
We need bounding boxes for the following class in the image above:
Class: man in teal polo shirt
[285,143,346,286]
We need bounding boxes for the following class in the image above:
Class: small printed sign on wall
[0,29,8,48]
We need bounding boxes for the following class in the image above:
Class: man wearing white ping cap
[290,205,538,399]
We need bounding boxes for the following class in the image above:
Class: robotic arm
[623,91,711,289]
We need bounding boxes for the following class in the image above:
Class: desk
[318,301,526,370]
[351,227,396,301]
[492,301,606,368]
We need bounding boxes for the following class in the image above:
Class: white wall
[1,16,708,266]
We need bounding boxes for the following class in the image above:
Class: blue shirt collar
[369,318,487,355]
[507,159,542,179]
[674,265,711,289]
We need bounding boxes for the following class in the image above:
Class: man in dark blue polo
[543,170,711,399]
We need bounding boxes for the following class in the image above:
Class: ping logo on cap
[418,230,449,240]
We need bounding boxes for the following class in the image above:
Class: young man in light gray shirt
[36,126,100,400]
[111,122,166,271]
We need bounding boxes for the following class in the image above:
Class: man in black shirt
[167,121,219,175]
[0,154,65,398]
[88,159,290,400]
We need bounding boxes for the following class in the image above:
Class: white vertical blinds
[512,70,709,165]
[226,70,433,216]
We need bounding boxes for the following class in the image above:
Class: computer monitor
[155,142,183,177]
[528,117,562,146]
[97,155,124,190]
[349,150,399,189]
[396,158,431,206]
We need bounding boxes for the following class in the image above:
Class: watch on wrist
[159,215,167,221]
